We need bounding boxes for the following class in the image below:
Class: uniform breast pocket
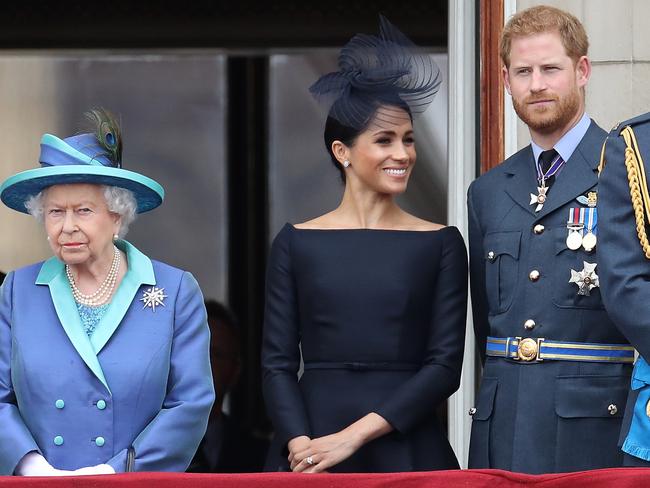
[551,227,605,310]
[483,231,521,314]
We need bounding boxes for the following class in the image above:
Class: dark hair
[323,94,413,183]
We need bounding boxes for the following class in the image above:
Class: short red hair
[500,5,589,67]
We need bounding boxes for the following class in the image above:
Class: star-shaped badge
[569,261,599,296]
[530,186,548,212]
[140,286,167,312]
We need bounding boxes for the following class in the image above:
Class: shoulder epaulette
[612,112,650,135]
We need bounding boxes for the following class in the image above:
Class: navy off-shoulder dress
[262,223,468,472]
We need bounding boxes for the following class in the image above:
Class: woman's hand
[14,451,74,476]
[73,464,115,475]
[290,413,393,473]
[291,430,361,472]
[287,435,311,467]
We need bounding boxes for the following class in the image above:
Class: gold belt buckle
[515,337,545,361]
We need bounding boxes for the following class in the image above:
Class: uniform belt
[486,336,635,363]
[303,361,420,371]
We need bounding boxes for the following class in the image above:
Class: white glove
[73,464,116,475]
[14,451,73,476]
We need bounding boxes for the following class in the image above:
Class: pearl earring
[343,160,351,168]
[113,234,119,242]
[46,236,50,241]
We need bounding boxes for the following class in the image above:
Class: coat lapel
[90,240,156,354]
[503,146,539,216]
[502,121,606,219]
[536,121,606,219]
[36,259,110,393]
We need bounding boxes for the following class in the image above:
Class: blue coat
[467,121,631,473]
[0,240,214,474]
[599,112,650,465]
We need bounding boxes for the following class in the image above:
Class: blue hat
[0,132,164,214]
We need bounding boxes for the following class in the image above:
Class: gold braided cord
[623,127,650,222]
[621,126,650,259]
[597,136,608,175]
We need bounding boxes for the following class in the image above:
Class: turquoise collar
[35,240,156,393]
[36,240,155,286]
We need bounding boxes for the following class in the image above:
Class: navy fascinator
[309,16,442,130]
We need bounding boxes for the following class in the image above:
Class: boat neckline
[287,223,455,233]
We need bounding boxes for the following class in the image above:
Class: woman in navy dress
[262,18,467,473]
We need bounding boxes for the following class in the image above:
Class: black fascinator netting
[309,15,442,130]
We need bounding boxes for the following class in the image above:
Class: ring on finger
[305,456,314,466]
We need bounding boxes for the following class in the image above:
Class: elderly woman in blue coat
[0,110,214,476]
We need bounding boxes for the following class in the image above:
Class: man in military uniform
[468,5,632,473]
[599,114,650,467]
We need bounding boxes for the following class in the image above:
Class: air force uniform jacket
[467,119,631,473]
[599,112,650,465]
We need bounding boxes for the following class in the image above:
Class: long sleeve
[375,228,468,433]
[106,272,214,472]
[468,182,490,363]
[599,130,650,359]
[0,272,40,475]
[261,226,311,448]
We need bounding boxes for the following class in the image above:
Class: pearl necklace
[66,246,121,306]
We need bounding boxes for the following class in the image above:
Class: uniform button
[608,404,618,416]
[54,436,64,446]
[529,270,540,282]
[95,437,105,447]
[96,400,106,410]
[533,224,545,235]
[55,399,65,409]
[468,407,477,416]
[487,251,496,261]
[524,319,536,330]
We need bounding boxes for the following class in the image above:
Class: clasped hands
[286,412,392,473]
[15,451,115,476]
[287,431,362,473]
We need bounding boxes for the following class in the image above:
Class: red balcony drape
[1,468,650,487]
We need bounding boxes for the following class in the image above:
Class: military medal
[582,232,597,252]
[582,207,597,252]
[569,261,599,296]
[566,208,585,250]
[566,226,583,250]
[530,186,549,212]
[531,151,565,212]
